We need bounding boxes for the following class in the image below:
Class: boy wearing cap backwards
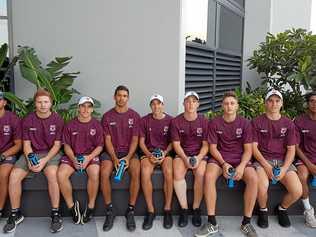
[253,89,302,228]
[139,94,173,230]
[196,91,258,237]
[0,92,22,220]
[170,91,209,228]
[294,91,316,228]
[3,89,64,233]
[100,85,141,232]
[57,96,103,225]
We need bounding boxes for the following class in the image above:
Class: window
[0,0,8,46]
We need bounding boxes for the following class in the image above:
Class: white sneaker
[304,207,316,228]
[195,223,219,237]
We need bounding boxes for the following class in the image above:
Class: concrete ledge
[3,170,315,217]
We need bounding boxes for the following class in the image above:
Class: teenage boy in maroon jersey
[139,94,173,230]
[196,91,258,237]
[58,96,103,225]
[3,89,64,233]
[170,91,208,228]
[100,85,140,232]
[0,91,22,220]
[253,90,302,228]
[294,91,316,228]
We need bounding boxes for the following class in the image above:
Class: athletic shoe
[178,208,188,227]
[195,222,219,237]
[103,207,115,231]
[275,206,291,227]
[50,211,63,233]
[304,207,316,228]
[257,210,268,228]
[81,206,95,224]
[3,211,24,233]
[240,223,257,237]
[163,210,173,229]
[142,212,155,230]
[70,200,81,224]
[125,208,136,231]
[192,208,202,227]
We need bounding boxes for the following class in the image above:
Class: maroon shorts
[60,155,100,169]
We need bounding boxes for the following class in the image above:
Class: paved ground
[0,215,315,237]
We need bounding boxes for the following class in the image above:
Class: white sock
[302,198,312,210]
[174,179,188,209]
[260,208,268,212]
[278,205,287,211]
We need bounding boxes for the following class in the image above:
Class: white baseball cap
[78,96,94,106]
[149,94,164,104]
[184,91,199,101]
[265,89,283,101]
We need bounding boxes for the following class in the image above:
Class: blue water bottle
[311,176,316,187]
[114,159,127,183]
[76,155,85,173]
[152,148,163,159]
[27,153,39,166]
[189,156,197,167]
[272,161,281,184]
[227,167,235,188]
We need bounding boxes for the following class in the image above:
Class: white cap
[149,94,164,104]
[78,96,94,106]
[265,89,283,101]
[184,91,199,101]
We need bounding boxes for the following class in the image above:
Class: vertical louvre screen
[185,42,242,113]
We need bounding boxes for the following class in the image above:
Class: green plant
[4,46,101,121]
[0,43,19,91]
[247,28,316,117]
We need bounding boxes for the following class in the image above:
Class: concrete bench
[3,170,315,217]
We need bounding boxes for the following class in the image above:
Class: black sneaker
[3,211,24,233]
[125,208,136,231]
[275,206,291,227]
[163,210,173,229]
[178,208,188,227]
[70,201,81,224]
[192,208,202,227]
[142,212,155,230]
[81,206,95,224]
[50,211,63,233]
[257,210,268,228]
[103,207,115,231]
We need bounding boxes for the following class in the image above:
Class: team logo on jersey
[50,125,56,132]
[90,128,96,136]
[302,129,310,133]
[163,126,169,135]
[110,122,116,126]
[179,129,184,133]
[260,129,267,133]
[197,127,203,136]
[128,119,134,128]
[72,132,78,136]
[3,125,10,133]
[280,127,287,137]
[216,130,223,134]
[29,127,37,131]
[236,128,242,138]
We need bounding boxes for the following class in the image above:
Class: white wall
[270,0,312,34]
[242,0,271,89]
[242,0,312,89]
[11,0,185,116]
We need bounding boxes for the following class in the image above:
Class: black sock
[128,204,134,211]
[242,216,251,225]
[208,215,217,225]
[11,208,20,213]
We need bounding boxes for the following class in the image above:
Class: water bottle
[114,159,127,183]
[152,148,163,160]
[272,161,281,184]
[227,167,235,188]
[76,155,85,173]
[27,153,39,166]
[189,156,197,167]
[311,176,316,187]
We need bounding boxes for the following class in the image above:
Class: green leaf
[0,43,8,68]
